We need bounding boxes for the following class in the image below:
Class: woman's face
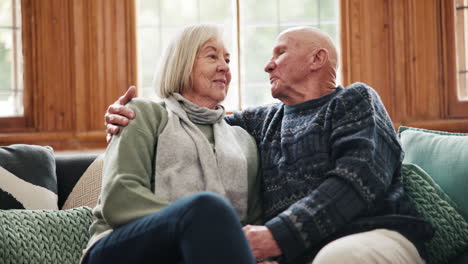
[184,38,231,108]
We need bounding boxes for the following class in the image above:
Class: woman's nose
[217,60,230,72]
[264,60,275,73]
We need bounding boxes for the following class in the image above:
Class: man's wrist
[265,215,305,261]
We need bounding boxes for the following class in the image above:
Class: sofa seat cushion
[398,126,468,220]
[402,163,468,264]
[0,144,58,210]
[0,207,92,263]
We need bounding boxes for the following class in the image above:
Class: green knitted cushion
[0,206,93,264]
[398,126,468,220]
[402,163,468,264]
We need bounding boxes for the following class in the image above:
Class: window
[0,0,22,117]
[456,0,468,101]
[137,0,339,111]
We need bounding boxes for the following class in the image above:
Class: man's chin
[271,86,281,99]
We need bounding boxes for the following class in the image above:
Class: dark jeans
[84,192,256,264]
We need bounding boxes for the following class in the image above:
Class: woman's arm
[97,98,170,228]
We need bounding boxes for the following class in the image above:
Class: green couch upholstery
[399,126,468,264]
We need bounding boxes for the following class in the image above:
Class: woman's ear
[310,48,329,71]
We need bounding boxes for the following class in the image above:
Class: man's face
[264,33,311,100]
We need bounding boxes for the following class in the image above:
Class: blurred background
[0,0,467,150]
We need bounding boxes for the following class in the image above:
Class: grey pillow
[0,144,58,210]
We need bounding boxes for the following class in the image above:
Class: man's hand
[243,225,282,260]
[105,85,137,143]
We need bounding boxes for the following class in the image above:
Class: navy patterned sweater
[226,83,433,263]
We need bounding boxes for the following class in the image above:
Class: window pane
[0,0,22,117]
[319,0,338,21]
[241,26,278,107]
[138,0,159,27]
[137,0,339,111]
[0,31,12,90]
[199,0,232,23]
[138,28,160,98]
[161,1,199,26]
[456,0,468,100]
[280,0,320,22]
[136,0,238,110]
[240,0,339,109]
[242,0,278,23]
[0,1,12,27]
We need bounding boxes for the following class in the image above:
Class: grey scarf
[154,93,248,220]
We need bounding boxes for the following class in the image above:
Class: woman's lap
[85,192,255,264]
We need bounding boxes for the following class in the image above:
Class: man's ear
[309,48,329,71]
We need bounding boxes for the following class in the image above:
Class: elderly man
[104,27,433,264]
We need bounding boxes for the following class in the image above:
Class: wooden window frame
[0,0,137,150]
[0,0,31,132]
[442,0,468,118]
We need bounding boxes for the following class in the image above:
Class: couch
[397,126,468,264]
[0,146,102,264]
[1,125,468,264]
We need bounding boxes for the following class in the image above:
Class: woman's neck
[180,93,218,109]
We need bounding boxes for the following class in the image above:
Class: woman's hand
[104,85,137,143]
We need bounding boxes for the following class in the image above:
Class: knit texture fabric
[0,207,93,264]
[158,93,250,220]
[402,163,468,264]
[226,82,433,263]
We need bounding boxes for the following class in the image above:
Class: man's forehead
[274,33,293,46]
[273,33,300,50]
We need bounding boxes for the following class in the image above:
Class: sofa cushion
[398,126,468,220]
[62,154,104,209]
[0,144,58,210]
[0,207,92,263]
[56,154,100,208]
[402,163,468,264]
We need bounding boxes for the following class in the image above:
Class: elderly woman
[82,24,261,264]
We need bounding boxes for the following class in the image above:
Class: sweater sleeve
[265,86,403,262]
[92,98,170,230]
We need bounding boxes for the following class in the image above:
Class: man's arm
[263,86,403,262]
[104,86,137,142]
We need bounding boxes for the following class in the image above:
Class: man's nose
[264,60,275,73]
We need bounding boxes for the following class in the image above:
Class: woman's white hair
[153,24,224,98]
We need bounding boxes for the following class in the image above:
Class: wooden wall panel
[341,0,468,132]
[72,0,136,132]
[26,0,74,131]
[341,0,394,117]
[0,0,137,150]
[388,0,410,122]
[406,0,442,120]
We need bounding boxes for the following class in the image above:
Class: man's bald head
[277,27,338,74]
[264,26,339,105]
